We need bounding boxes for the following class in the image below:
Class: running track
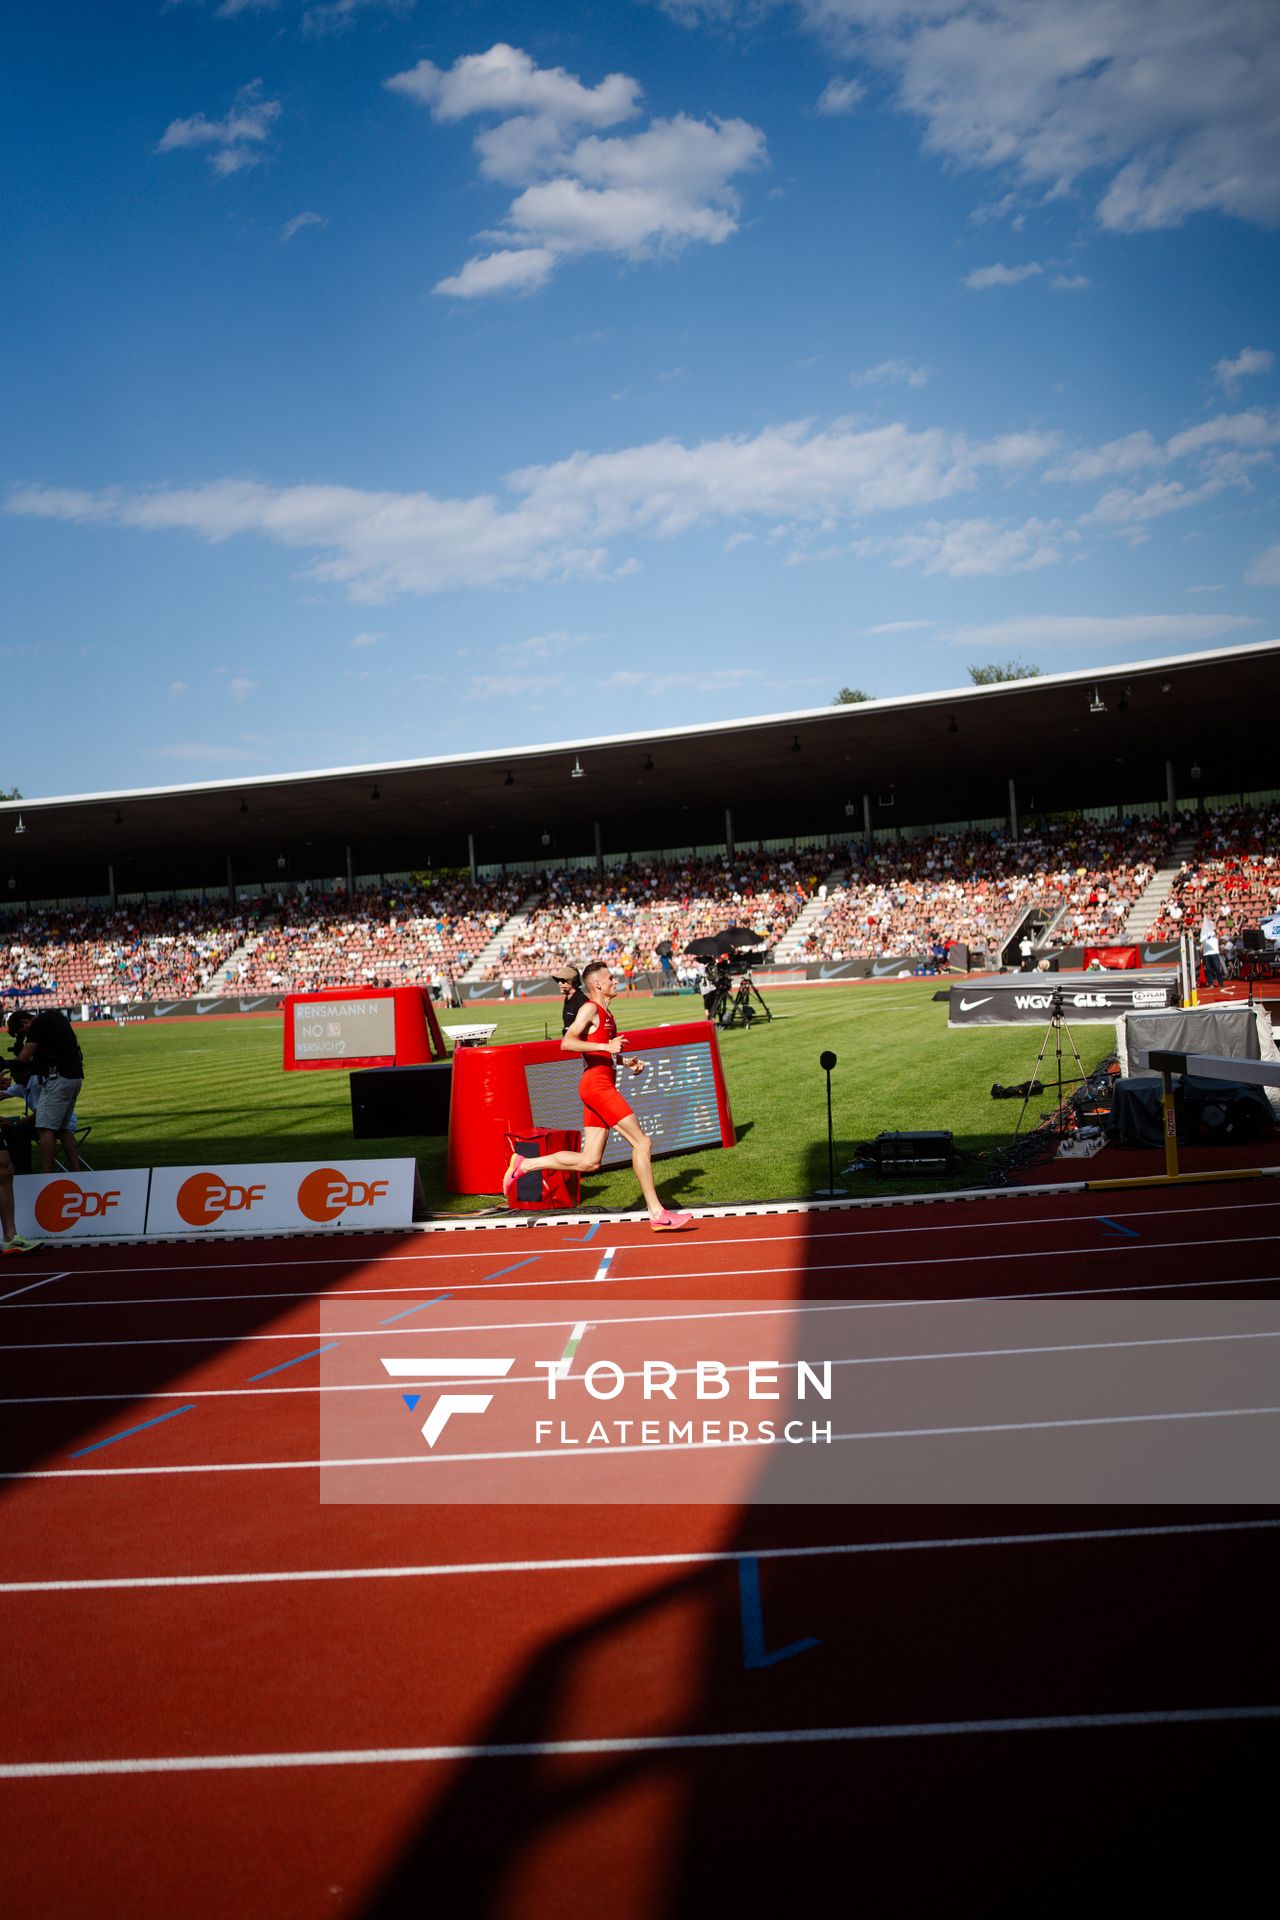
[2,1183,1278,1915]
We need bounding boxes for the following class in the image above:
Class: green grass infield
[53,983,1115,1213]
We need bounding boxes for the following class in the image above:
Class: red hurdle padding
[505,1127,581,1211]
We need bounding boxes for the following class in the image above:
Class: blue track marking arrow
[402,1394,421,1412]
[737,1556,821,1670]
[378,1293,452,1326]
[1098,1216,1140,1238]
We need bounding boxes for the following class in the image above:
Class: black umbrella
[721,926,767,948]
[656,939,674,957]
[683,935,723,958]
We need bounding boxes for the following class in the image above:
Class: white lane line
[3,1267,1277,1359]
[4,1231,1277,1317]
[0,1271,69,1305]
[5,1325,1278,1409]
[3,1704,1276,1778]
[16,1195,1279,1285]
[6,1402,1278,1479]
[3,1518,1275,1595]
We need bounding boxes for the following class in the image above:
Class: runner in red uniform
[503,959,694,1232]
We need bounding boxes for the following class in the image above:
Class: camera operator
[7,1006,84,1175]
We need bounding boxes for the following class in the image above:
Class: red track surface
[3,1187,1278,1915]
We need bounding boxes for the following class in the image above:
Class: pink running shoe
[502,1153,525,1204]
[649,1208,694,1233]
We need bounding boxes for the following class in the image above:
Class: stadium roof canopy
[2,638,1276,902]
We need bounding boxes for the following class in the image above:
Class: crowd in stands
[4,808,1275,1003]
[0,902,248,1003]
[796,818,1178,962]
[238,877,526,993]
[1149,803,1280,946]
[489,850,831,981]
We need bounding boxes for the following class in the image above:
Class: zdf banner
[145,1160,415,1236]
[15,1170,151,1241]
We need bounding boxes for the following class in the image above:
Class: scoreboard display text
[291,998,397,1064]
[524,1039,722,1165]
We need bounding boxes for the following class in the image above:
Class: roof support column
[345,844,354,897]
[467,832,477,884]
[594,820,603,878]
[862,793,872,851]
[226,854,236,908]
[1008,777,1019,842]
[724,808,734,860]
[1165,758,1176,825]
[107,863,116,910]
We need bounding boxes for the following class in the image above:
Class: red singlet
[578,999,633,1131]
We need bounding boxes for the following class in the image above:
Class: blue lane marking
[379,1293,452,1327]
[738,1556,821,1671]
[579,1221,600,1244]
[246,1342,340,1383]
[69,1404,196,1459]
[1098,1217,1140,1239]
[482,1255,541,1282]
[402,1394,421,1412]
[593,1247,616,1283]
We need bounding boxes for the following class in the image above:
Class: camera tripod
[1013,988,1089,1138]
[707,966,773,1029]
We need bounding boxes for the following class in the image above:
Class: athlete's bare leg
[512,1128,608,1178]
[611,1113,665,1218]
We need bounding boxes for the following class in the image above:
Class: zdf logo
[297,1167,390,1224]
[33,1179,122,1234]
[176,1172,267,1228]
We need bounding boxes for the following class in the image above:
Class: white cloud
[499,630,589,659]
[816,76,865,115]
[465,672,565,699]
[302,0,413,37]
[861,619,934,634]
[1166,407,1280,460]
[1246,541,1280,586]
[1045,431,1161,484]
[281,211,326,242]
[2,417,1060,600]
[603,667,765,695]
[947,612,1256,650]
[1052,273,1091,290]
[351,630,383,647]
[1081,479,1227,529]
[215,0,282,17]
[1214,346,1274,391]
[855,516,1067,577]
[670,2,1280,233]
[850,357,928,389]
[149,742,259,764]
[156,80,280,177]
[228,674,258,701]
[388,44,765,297]
[435,248,557,300]
[168,680,189,698]
[964,261,1042,290]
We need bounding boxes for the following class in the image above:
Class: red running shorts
[580,1066,633,1131]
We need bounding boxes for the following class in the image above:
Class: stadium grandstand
[2,640,1277,1004]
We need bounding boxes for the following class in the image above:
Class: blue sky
[4,0,1278,796]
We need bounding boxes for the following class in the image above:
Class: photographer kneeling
[7,1006,84,1176]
